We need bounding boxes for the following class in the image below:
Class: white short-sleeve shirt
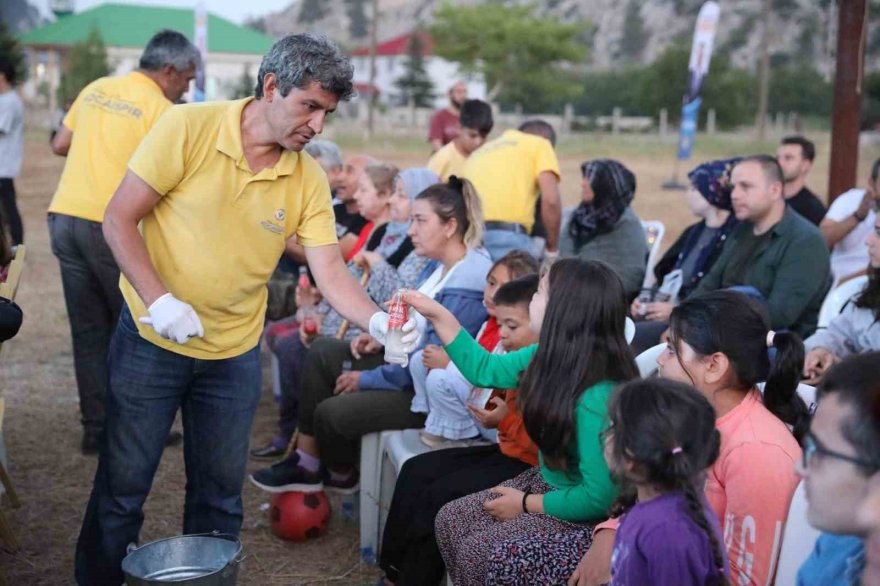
[825,188,876,283]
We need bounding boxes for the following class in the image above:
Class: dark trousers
[299,337,426,469]
[632,319,669,354]
[380,445,532,585]
[0,178,23,245]
[48,213,123,433]
[75,308,262,585]
[275,333,308,441]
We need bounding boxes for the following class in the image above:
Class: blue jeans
[74,308,261,585]
[483,229,535,261]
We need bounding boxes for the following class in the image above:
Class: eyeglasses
[802,432,878,471]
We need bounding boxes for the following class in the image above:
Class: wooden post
[756,0,771,140]
[659,108,668,137]
[612,107,621,136]
[828,0,867,204]
[366,0,379,139]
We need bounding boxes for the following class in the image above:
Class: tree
[394,32,434,107]
[228,65,255,99]
[345,0,369,40]
[0,20,27,85]
[430,2,586,109]
[619,0,647,63]
[298,0,327,24]
[57,28,110,104]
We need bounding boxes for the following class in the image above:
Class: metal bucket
[122,532,243,585]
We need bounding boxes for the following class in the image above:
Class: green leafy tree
[57,28,110,104]
[619,0,647,63]
[298,0,327,24]
[0,20,27,85]
[345,0,369,40]
[228,65,254,99]
[394,33,434,107]
[430,2,586,111]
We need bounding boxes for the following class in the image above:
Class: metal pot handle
[126,541,139,555]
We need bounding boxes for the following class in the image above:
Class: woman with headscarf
[250,168,439,460]
[564,159,647,298]
[630,157,740,352]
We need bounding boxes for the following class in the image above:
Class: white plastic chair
[817,275,869,329]
[774,481,820,585]
[640,221,666,289]
[376,429,433,553]
[359,430,397,564]
[635,343,666,378]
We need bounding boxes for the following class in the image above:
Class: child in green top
[399,258,639,585]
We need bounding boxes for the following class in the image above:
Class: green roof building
[19,3,277,108]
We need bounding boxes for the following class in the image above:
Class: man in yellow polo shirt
[463,119,562,260]
[74,33,419,585]
[48,30,198,455]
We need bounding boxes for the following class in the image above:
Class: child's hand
[468,396,508,429]
[398,290,445,320]
[422,344,450,369]
[484,486,525,521]
[353,250,383,269]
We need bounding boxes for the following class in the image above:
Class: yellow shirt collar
[216,97,298,178]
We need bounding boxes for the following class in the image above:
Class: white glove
[369,310,423,352]
[139,293,205,345]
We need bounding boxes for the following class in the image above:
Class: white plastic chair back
[817,275,869,329]
[774,481,820,585]
[636,343,666,378]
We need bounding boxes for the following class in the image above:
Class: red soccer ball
[269,491,331,542]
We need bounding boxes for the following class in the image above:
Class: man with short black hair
[694,155,831,337]
[48,29,200,455]
[428,98,493,181]
[777,135,826,225]
[795,352,880,586]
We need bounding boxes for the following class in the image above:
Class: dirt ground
[0,115,878,585]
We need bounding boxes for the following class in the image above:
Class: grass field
[0,115,878,585]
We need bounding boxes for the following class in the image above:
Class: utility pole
[366,0,379,139]
[756,0,771,140]
[828,0,867,204]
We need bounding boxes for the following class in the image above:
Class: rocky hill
[254,0,879,74]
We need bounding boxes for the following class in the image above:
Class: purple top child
[611,491,729,586]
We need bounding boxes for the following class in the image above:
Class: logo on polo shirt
[275,209,286,221]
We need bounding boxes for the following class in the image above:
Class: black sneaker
[323,468,360,495]
[249,452,323,493]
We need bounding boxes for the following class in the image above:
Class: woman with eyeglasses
[796,352,880,586]
[567,290,808,586]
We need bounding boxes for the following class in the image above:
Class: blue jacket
[357,248,492,392]
[797,533,865,586]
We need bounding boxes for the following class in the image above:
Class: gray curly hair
[254,33,355,101]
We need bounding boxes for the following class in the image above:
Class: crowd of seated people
[247,127,880,585]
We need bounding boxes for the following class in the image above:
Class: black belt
[485,221,528,235]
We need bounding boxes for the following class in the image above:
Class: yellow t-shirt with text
[123,98,337,359]
[427,141,467,182]
[463,129,560,232]
[49,71,171,222]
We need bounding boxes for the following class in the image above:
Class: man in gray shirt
[0,60,24,245]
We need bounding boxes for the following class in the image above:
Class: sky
[32,0,294,25]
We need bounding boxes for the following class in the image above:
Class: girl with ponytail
[604,378,729,585]
[657,290,805,586]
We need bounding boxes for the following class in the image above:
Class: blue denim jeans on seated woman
[74,307,261,585]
